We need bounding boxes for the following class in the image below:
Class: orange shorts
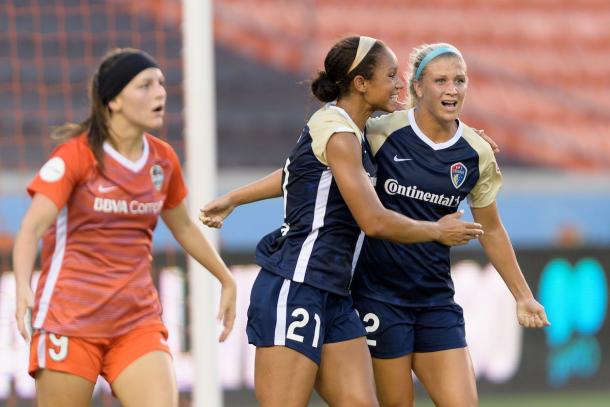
[28,324,170,384]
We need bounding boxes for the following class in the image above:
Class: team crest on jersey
[150,165,164,191]
[450,162,467,189]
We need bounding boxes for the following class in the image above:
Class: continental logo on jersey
[93,197,164,214]
[384,179,461,207]
[150,165,164,191]
[450,162,467,189]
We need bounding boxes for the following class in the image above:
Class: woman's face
[363,47,404,113]
[110,67,167,131]
[415,55,467,123]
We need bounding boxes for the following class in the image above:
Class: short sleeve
[467,153,502,208]
[27,139,86,210]
[365,110,409,156]
[163,146,188,210]
[310,120,358,166]
[308,106,362,166]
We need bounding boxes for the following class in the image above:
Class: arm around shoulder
[326,132,454,244]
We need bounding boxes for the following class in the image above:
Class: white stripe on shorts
[274,279,291,346]
[37,331,47,369]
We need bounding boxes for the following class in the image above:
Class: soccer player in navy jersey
[200,37,483,407]
[350,43,550,407]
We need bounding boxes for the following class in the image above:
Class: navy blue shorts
[247,268,366,365]
[353,295,467,359]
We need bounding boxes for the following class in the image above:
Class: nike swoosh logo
[393,155,413,162]
[98,185,117,193]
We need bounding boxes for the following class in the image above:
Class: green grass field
[87,389,610,406]
[412,392,610,407]
[303,391,610,407]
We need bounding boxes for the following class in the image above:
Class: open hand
[217,277,237,342]
[436,210,484,246]
[15,286,34,341]
[474,128,500,153]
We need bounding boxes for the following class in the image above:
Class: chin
[147,119,164,130]
[437,110,458,122]
[383,102,401,113]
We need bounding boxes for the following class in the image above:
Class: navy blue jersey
[256,103,376,296]
[352,108,502,307]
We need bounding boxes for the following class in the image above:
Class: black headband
[96,52,159,105]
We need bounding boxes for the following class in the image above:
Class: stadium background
[0,0,609,406]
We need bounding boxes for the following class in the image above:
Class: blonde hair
[406,43,464,108]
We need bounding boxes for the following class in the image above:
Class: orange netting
[0,0,184,176]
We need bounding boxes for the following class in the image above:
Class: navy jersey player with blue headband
[200,37,484,407]
[351,43,551,407]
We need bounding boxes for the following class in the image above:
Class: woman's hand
[15,285,34,341]
[199,195,235,229]
[436,210,484,246]
[516,297,550,328]
[217,276,237,342]
[474,128,500,153]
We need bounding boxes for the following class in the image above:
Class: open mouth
[153,105,164,113]
[441,101,457,108]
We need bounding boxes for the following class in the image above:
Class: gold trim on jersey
[365,110,410,156]
[462,126,503,208]
[308,103,364,166]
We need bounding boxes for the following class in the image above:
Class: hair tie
[347,36,377,74]
[415,46,462,81]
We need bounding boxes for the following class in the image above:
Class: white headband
[347,36,377,74]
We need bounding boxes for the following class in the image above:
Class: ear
[107,96,122,113]
[352,75,367,94]
[413,80,423,99]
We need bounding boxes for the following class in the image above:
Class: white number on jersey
[286,308,321,348]
[48,333,69,362]
[362,313,380,347]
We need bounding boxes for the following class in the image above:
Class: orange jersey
[28,133,187,337]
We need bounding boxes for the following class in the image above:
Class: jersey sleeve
[163,146,188,210]
[467,146,502,208]
[309,107,362,166]
[27,139,86,210]
[365,110,409,156]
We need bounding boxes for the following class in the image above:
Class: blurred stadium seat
[1,1,609,406]
[214,0,610,170]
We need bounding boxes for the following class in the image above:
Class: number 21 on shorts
[286,308,321,348]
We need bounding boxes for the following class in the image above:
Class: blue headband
[414,46,462,81]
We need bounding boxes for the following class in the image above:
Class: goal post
[182,0,222,406]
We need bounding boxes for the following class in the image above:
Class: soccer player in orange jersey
[12,48,236,407]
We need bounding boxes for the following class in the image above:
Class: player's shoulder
[366,109,410,137]
[145,133,178,158]
[55,132,87,150]
[53,133,94,164]
[460,122,494,159]
[307,103,361,137]
[145,132,171,149]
